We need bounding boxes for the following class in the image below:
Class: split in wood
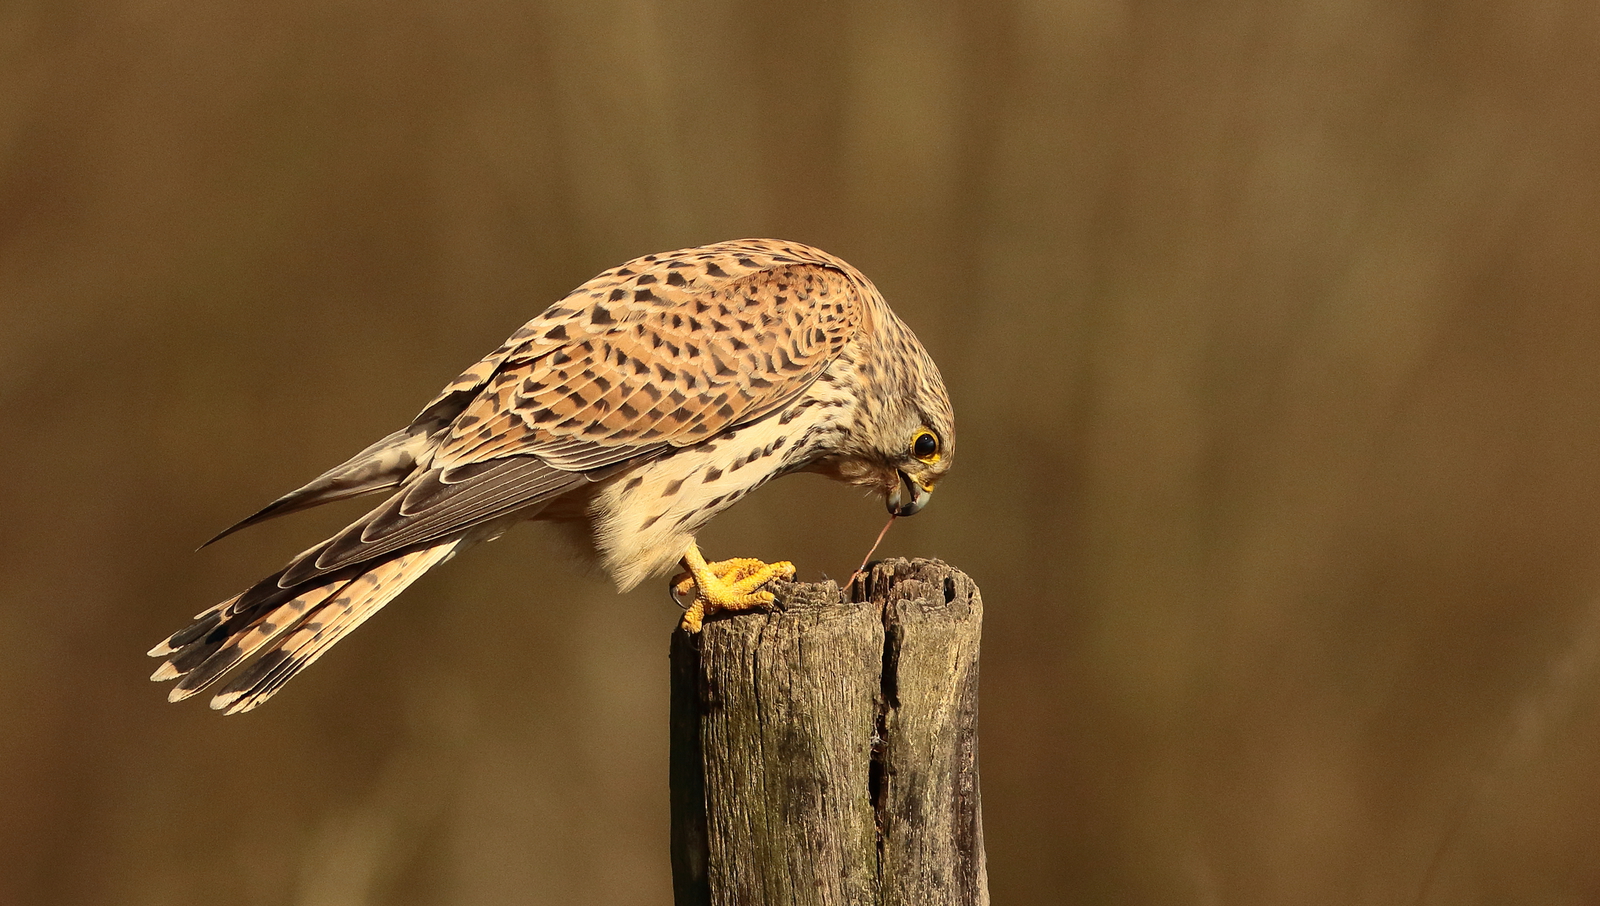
[669,557,987,906]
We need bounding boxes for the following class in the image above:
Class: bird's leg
[673,543,795,632]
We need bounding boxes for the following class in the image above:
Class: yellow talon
[670,557,767,600]
[674,545,795,632]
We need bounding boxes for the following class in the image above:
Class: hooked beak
[887,470,932,517]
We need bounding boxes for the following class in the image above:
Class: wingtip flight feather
[198,509,273,550]
[197,495,305,550]
[198,427,433,550]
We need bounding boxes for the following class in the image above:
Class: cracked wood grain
[670,558,987,906]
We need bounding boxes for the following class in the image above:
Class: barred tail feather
[149,541,461,714]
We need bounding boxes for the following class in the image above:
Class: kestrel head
[873,361,955,518]
[805,312,955,519]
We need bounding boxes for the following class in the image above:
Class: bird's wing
[277,240,867,586]
[202,426,437,546]
[431,239,866,469]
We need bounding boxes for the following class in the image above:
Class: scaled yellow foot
[674,544,795,632]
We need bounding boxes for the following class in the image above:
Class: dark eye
[912,430,940,461]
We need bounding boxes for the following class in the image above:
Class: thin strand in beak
[848,515,897,588]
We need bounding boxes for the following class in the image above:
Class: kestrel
[150,239,955,714]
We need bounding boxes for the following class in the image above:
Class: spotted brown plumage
[150,239,955,713]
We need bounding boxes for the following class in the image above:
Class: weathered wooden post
[670,558,987,906]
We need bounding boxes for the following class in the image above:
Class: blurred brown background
[5,0,1600,903]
